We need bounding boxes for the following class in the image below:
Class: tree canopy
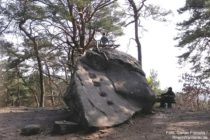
[0,0,170,107]
[146,69,161,94]
[0,0,125,107]
[176,0,210,76]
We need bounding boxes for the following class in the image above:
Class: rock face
[64,48,155,127]
[53,121,80,135]
[21,124,42,136]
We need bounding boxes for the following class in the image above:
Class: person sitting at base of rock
[160,87,175,108]
[100,33,109,46]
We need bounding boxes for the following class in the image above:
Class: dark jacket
[161,89,175,103]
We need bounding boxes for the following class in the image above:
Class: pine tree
[176,0,210,75]
[0,0,125,107]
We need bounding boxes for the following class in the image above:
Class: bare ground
[0,107,209,140]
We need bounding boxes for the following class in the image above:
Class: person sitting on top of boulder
[100,32,109,46]
[160,87,175,108]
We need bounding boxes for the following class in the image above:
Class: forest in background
[0,0,210,110]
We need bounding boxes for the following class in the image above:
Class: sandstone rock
[52,121,80,135]
[64,48,155,127]
[21,124,41,136]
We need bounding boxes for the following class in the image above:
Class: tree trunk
[45,61,55,106]
[34,43,45,107]
[134,16,142,67]
[32,89,40,107]
[16,66,21,106]
[19,74,40,107]
[127,0,144,68]
[19,20,45,107]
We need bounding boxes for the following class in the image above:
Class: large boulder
[64,48,155,128]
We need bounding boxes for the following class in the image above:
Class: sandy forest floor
[0,107,209,140]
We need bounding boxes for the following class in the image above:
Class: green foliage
[0,0,112,107]
[176,0,210,75]
[0,39,67,107]
[92,2,125,36]
[2,68,29,106]
[146,69,161,95]
[0,0,171,107]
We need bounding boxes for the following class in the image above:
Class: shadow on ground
[0,107,209,140]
